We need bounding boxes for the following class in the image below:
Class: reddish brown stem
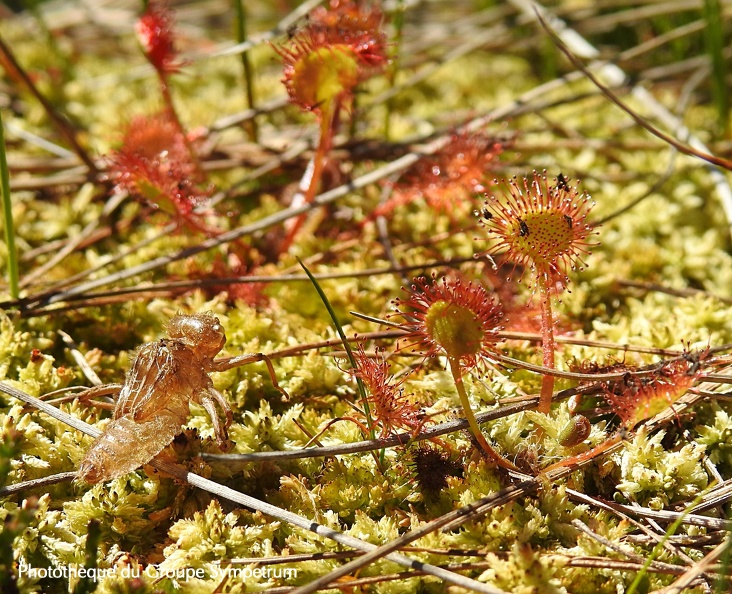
[541,433,623,475]
[157,71,204,180]
[538,280,555,414]
[280,104,336,254]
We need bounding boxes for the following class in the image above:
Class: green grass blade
[703,0,728,135]
[234,0,258,142]
[384,0,405,140]
[297,258,376,441]
[72,520,101,594]
[0,110,19,300]
[626,489,710,594]
[714,528,731,593]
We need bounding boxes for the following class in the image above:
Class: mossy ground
[0,1,731,593]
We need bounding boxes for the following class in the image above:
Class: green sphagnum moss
[0,2,730,593]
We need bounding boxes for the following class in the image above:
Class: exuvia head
[168,313,226,359]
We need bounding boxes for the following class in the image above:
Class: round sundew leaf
[289,45,359,111]
[424,300,485,360]
[511,210,576,264]
[479,171,598,290]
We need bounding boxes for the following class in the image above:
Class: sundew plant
[0,1,731,593]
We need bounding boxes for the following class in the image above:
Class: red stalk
[280,104,336,253]
[538,278,555,414]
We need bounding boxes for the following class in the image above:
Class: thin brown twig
[532,10,732,171]
[650,538,731,594]
[8,255,481,312]
[615,278,732,306]
[0,33,97,173]
[19,191,126,289]
[57,330,103,386]
[0,471,77,496]
[571,518,690,574]
[566,488,732,532]
[204,398,538,462]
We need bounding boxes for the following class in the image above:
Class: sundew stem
[447,355,517,471]
[538,279,555,414]
[157,76,203,180]
[281,105,336,252]
[541,433,622,474]
[0,110,19,300]
[307,105,336,207]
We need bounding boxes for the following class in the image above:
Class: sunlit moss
[613,428,708,509]
[1,2,731,593]
[696,403,732,473]
[479,542,567,594]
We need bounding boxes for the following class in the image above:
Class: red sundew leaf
[479,171,598,293]
[602,356,703,428]
[391,275,504,371]
[350,344,422,439]
[275,0,388,114]
[107,113,219,235]
[135,0,183,75]
[374,130,505,221]
[308,0,388,68]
